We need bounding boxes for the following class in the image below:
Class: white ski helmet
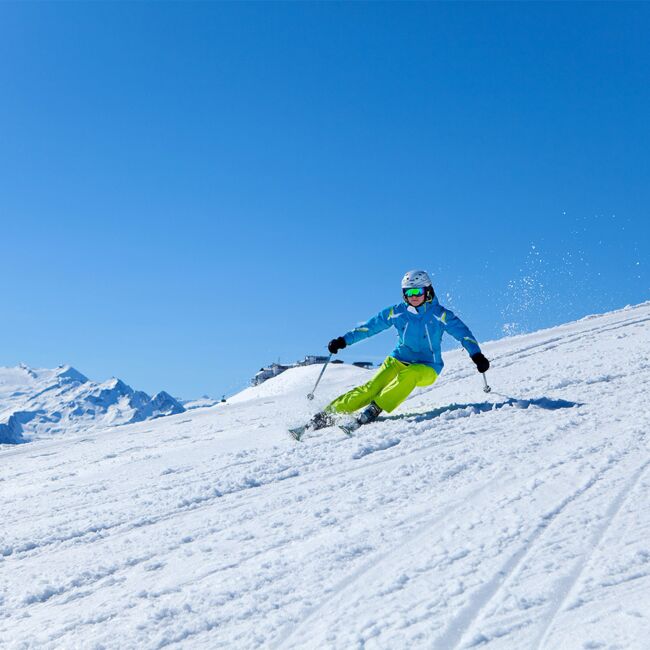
[401,270,435,303]
[401,269,431,289]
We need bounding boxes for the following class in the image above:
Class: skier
[304,270,490,435]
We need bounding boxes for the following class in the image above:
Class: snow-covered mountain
[2,302,650,648]
[0,364,185,444]
[181,396,224,411]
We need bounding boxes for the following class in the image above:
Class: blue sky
[1,2,648,399]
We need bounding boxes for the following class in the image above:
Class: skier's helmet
[401,270,435,303]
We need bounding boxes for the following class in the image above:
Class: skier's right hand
[328,336,347,354]
[471,352,490,373]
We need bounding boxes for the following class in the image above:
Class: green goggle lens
[404,287,426,297]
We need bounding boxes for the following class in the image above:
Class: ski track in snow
[271,474,507,650]
[1,302,650,649]
[437,443,640,650]
[532,458,650,650]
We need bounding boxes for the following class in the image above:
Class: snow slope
[0,365,185,444]
[1,302,650,649]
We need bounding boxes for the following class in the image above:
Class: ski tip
[288,426,306,442]
[338,424,356,437]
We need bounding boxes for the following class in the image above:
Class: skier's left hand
[471,352,490,373]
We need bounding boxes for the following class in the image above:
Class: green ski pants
[327,356,438,414]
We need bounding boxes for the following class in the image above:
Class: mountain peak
[56,366,89,384]
[18,363,38,379]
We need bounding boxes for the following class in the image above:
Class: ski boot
[309,410,335,431]
[340,401,382,435]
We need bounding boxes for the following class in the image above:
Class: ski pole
[307,354,332,400]
[482,372,492,394]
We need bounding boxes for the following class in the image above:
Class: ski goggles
[403,287,426,297]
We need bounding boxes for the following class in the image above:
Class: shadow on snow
[384,395,581,424]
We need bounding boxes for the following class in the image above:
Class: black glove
[471,352,490,373]
[328,336,347,354]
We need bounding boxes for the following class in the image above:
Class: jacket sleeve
[439,307,481,356]
[343,306,395,346]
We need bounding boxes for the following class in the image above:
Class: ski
[338,420,359,436]
[288,410,336,442]
[288,423,337,441]
[289,405,382,441]
[288,425,307,442]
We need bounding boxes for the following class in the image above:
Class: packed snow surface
[2,302,650,649]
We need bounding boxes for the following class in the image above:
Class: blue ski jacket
[342,298,481,374]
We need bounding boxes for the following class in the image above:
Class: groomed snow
[2,302,650,649]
